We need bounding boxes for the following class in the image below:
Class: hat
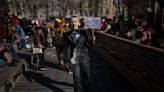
[55,18,64,25]
[55,18,62,23]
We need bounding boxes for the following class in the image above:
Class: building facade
[97,0,116,18]
[8,0,59,19]
[7,0,118,19]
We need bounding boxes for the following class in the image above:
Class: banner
[84,17,101,29]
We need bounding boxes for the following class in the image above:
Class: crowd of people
[0,11,164,91]
[0,12,73,65]
[101,15,164,49]
[0,13,26,66]
[0,11,96,91]
[0,13,163,68]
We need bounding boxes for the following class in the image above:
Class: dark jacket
[59,29,92,65]
[33,33,46,47]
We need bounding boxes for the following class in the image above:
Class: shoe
[53,46,56,49]
[67,70,73,75]
[68,71,73,75]
[39,67,48,71]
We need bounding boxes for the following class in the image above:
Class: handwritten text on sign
[84,17,101,29]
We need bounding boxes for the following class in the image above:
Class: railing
[95,32,164,92]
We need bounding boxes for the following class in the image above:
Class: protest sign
[84,17,101,29]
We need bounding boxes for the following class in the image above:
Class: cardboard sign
[84,17,101,29]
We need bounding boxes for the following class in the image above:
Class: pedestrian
[33,27,47,71]
[0,43,12,66]
[59,16,96,92]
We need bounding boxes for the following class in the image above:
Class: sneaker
[67,70,73,75]
[53,46,56,49]
[39,67,48,71]
[68,71,73,75]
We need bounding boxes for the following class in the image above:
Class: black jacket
[33,33,45,46]
[59,29,92,64]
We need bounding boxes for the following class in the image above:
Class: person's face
[72,17,80,30]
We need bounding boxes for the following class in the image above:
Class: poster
[84,17,101,29]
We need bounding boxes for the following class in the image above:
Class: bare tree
[9,0,103,18]
[93,0,100,16]
[25,0,42,17]
[57,0,68,16]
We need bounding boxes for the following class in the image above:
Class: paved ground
[12,47,138,92]
[89,47,138,92]
[12,48,74,92]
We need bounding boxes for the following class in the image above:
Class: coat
[59,29,92,67]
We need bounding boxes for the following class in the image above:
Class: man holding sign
[59,16,96,92]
